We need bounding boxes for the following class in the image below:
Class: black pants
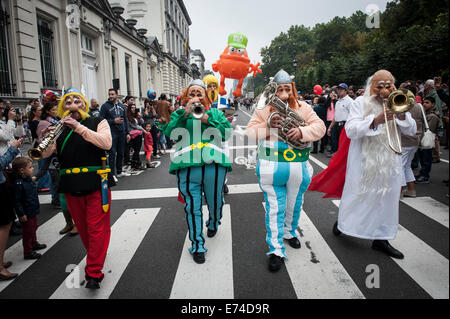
[151,125,159,156]
[130,135,143,167]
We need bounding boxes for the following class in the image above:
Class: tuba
[256,82,309,150]
[384,89,416,155]
[28,115,70,161]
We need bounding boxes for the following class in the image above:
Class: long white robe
[338,98,417,240]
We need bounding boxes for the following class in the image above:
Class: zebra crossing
[1,188,448,299]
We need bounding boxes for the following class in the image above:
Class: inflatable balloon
[313,85,323,96]
[147,89,157,100]
[212,32,262,97]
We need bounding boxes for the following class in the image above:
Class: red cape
[308,128,351,199]
[178,192,185,204]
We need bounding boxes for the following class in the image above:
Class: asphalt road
[1,107,448,300]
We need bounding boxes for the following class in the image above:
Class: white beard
[359,95,400,197]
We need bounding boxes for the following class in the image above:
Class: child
[158,129,167,155]
[12,157,46,259]
[416,96,440,184]
[144,123,156,168]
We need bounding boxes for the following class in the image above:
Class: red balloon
[314,85,323,95]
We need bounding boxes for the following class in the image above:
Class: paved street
[1,108,448,299]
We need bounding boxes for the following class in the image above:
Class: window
[137,61,143,98]
[176,34,178,58]
[81,34,93,52]
[171,29,175,55]
[37,17,57,88]
[125,55,132,96]
[166,23,170,52]
[0,2,14,96]
[111,47,117,79]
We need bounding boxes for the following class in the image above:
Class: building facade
[108,0,193,100]
[190,49,205,80]
[0,0,163,108]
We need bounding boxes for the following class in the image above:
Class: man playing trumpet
[246,70,326,272]
[332,70,417,259]
[42,87,113,289]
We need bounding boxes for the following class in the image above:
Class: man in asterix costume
[246,70,326,272]
[164,79,232,264]
[43,87,114,289]
[331,70,416,259]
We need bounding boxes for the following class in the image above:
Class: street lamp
[293,58,298,82]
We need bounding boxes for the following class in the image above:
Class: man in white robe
[334,70,417,259]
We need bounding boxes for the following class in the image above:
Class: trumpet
[384,89,416,155]
[191,103,205,120]
[28,115,70,161]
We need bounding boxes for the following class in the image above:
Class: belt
[258,146,310,163]
[59,165,110,176]
[173,142,225,157]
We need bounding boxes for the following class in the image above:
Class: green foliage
[260,0,449,93]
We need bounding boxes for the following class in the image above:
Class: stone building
[0,0,163,109]
[108,0,193,101]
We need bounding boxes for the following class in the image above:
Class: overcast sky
[184,0,390,91]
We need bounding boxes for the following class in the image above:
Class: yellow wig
[57,87,90,120]
[203,75,219,103]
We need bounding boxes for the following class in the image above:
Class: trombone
[384,89,416,155]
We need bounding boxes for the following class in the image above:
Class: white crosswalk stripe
[0,212,66,293]
[262,203,364,299]
[401,197,449,228]
[332,200,449,299]
[170,205,234,299]
[50,208,160,299]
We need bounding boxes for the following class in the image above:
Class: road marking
[0,212,67,293]
[170,204,233,299]
[51,208,160,299]
[240,109,253,118]
[440,158,449,164]
[262,203,364,299]
[40,184,263,204]
[309,155,329,170]
[332,200,449,299]
[401,197,449,228]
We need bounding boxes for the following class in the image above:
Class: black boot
[207,228,217,238]
[372,240,404,259]
[268,254,284,272]
[332,221,342,236]
[286,237,301,249]
[193,252,205,264]
[223,184,229,194]
[85,276,101,289]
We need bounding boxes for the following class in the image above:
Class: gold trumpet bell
[384,89,416,155]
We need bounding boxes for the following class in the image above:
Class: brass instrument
[258,82,309,150]
[191,102,206,120]
[28,116,69,161]
[384,89,416,155]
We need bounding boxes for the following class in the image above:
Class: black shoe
[24,251,41,260]
[207,229,217,238]
[268,254,284,272]
[286,237,301,249]
[32,243,47,251]
[193,252,205,264]
[332,221,342,236]
[319,148,325,153]
[415,176,430,184]
[85,276,100,289]
[372,240,404,259]
[223,184,229,194]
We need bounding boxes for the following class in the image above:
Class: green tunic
[163,108,233,174]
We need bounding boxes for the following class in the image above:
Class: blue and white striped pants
[257,159,312,258]
[177,164,227,254]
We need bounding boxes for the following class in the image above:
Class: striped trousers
[257,159,312,258]
[177,164,227,254]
